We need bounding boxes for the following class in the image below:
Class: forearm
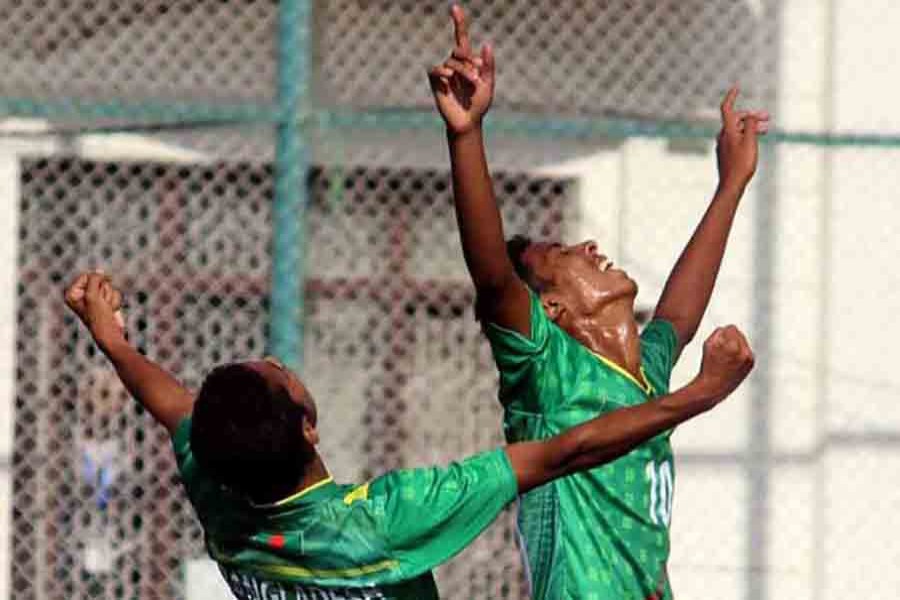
[509,378,719,493]
[561,379,718,474]
[654,180,746,344]
[448,127,515,290]
[98,335,194,434]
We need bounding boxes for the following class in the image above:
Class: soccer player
[427,6,770,599]
[63,269,752,600]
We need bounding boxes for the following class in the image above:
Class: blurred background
[0,0,898,598]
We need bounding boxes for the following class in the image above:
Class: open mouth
[596,257,614,272]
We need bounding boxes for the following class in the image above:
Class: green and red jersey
[172,419,517,599]
[484,290,679,600]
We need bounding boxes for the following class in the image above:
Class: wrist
[716,176,749,198]
[670,376,724,413]
[94,329,129,357]
[446,121,484,139]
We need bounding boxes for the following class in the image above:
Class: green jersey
[172,418,517,600]
[484,291,679,600]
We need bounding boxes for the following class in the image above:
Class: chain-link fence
[6,1,900,599]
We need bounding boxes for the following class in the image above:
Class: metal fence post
[269,0,311,371]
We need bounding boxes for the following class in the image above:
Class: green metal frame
[268,0,310,372]
[5,95,900,147]
[0,96,278,124]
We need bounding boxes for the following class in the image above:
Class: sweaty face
[521,240,638,319]
[244,357,318,426]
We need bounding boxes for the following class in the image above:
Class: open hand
[64,271,126,350]
[717,87,770,191]
[696,325,755,403]
[427,4,495,135]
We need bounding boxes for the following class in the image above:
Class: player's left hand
[696,324,755,404]
[716,86,770,191]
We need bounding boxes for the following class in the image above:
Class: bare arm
[65,272,193,434]
[508,325,754,493]
[429,5,531,335]
[97,337,194,434]
[654,88,769,359]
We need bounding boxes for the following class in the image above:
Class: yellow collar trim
[252,476,335,509]
[588,351,654,395]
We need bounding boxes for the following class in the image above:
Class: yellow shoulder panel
[343,483,370,506]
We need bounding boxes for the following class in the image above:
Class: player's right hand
[64,271,126,350]
[716,87,770,191]
[427,4,495,135]
[696,325,755,402]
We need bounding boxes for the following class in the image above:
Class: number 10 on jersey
[646,460,673,526]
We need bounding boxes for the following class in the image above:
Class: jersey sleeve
[169,415,243,532]
[481,289,552,396]
[172,416,193,471]
[375,448,518,577]
[171,415,212,502]
[640,319,679,392]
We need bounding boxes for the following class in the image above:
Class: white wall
[823,4,900,598]
[0,152,20,600]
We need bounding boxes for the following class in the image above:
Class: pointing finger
[720,86,739,131]
[451,4,472,54]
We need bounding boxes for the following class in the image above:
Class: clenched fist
[696,325,755,403]
[64,271,126,351]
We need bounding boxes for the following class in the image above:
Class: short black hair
[506,234,543,292]
[190,363,314,504]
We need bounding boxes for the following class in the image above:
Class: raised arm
[428,4,531,335]
[653,88,769,360]
[508,325,754,493]
[64,272,193,434]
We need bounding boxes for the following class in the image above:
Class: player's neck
[248,455,331,506]
[566,302,643,381]
[293,455,331,495]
